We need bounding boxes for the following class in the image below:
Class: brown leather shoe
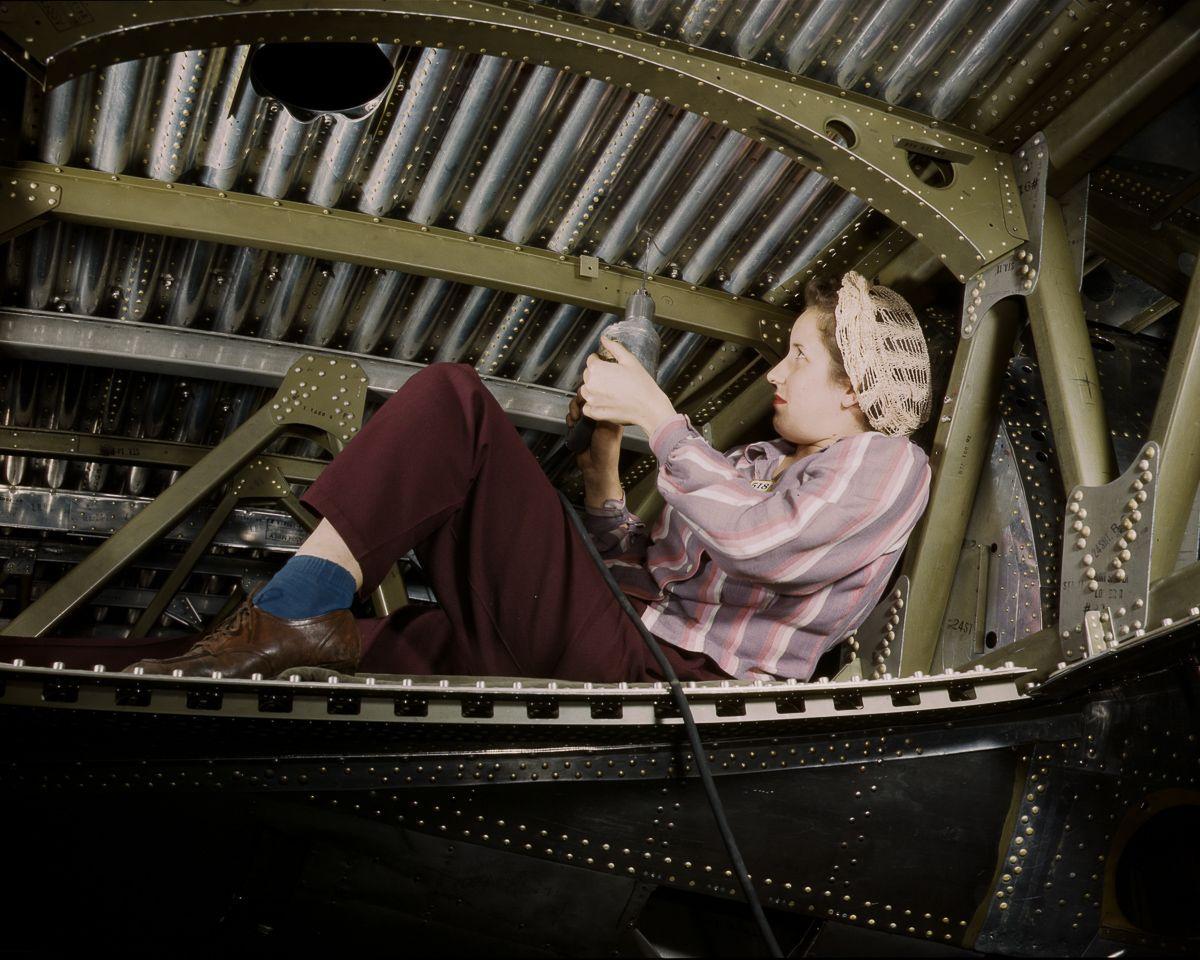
[124,592,360,679]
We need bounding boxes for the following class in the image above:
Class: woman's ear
[839,381,860,411]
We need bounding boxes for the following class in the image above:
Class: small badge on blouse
[749,478,775,493]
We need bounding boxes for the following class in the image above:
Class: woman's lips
[773,396,786,405]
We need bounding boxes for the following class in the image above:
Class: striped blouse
[582,413,931,681]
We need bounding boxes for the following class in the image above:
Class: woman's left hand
[580,336,678,436]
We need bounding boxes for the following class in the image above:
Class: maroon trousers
[300,363,729,683]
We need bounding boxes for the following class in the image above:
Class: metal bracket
[960,132,1049,339]
[0,173,60,243]
[856,575,910,680]
[1082,610,1108,659]
[1057,441,1159,662]
[228,458,301,500]
[272,353,370,448]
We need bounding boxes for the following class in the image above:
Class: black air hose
[555,488,784,958]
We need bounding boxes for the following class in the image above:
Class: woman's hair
[805,273,933,438]
[803,276,850,385]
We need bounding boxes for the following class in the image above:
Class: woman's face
[765,308,862,449]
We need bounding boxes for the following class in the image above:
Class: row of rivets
[869,587,904,680]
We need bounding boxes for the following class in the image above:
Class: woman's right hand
[567,391,623,479]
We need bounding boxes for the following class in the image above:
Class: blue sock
[253,555,357,619]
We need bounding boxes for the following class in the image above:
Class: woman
[126,271,932,683]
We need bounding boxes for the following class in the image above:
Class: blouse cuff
[649,413,695,461]
[584,492,628,517]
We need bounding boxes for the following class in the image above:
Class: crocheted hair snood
[834,272,932,437]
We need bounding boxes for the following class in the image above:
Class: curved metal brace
[1,0,1027,280]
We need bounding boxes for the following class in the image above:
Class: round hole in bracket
[906,151,955,189]
[824,118,856,149]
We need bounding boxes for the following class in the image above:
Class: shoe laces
[195,599,254,654]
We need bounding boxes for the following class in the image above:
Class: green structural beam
[898,302,1021,677]
[1024,198,1117,494]
[0,162,793,362]
[0,0,1027,279]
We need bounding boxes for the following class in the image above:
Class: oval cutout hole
[250,42,395,120]
[825,119,857,149]
[906,152,955,189]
